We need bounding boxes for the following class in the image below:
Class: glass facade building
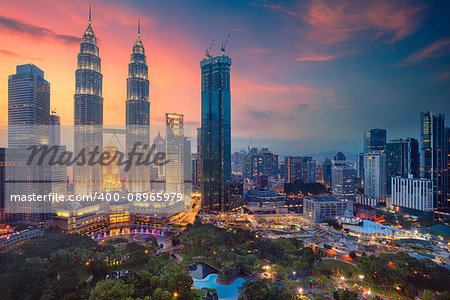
[8,64,50,147]
[420,112,448,209]
[200,55,231,212]
[364,128,386,153]
[386,138,420,195]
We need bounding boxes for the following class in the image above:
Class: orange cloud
[0,0,201,130]
[295,53,340,62]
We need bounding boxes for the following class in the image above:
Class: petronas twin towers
[74,7,150,195]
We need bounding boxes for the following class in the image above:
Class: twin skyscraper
[74,7,151,195]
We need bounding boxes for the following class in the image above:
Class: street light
[298,288,303,294]
[173,292,179,297]
[340,276,345,281]
[359,274,364,281]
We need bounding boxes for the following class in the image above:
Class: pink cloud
[403,38,450,64]
[295,0,424,44]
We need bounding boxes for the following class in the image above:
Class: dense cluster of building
[0,8,197,233]
[1,7,449,244]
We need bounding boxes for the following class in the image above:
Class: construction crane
[220,33,231,55]
[205,39,215,58]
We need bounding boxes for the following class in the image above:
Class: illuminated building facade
[165,113,184,195]
[303,196,352,223]
[242,148,279,181]
[392,176,433,215]
[102,142,122,192]
[284,156,316,184]
[74,7,103,195]
[7,64,53,228]
[126,21,150,193]
[420,112,448,209]
[364,151,387,205]
[8,64,50,147]
[153,132,165,179]
[200,54,231,212]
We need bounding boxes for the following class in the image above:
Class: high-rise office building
[74,7,103,195]
[364,151,387,205]
[392,176,433,215]
[243,148,278,180]
[284,156,316,183]
[420,112,448,209]
[447,127,450,205]
[386,138,420,194]
[49,111,67,197]
[200,53,231,212]
[364,129,386,153]
[153,132,166,179]
[126,21,150,193]
[165,113,184,195]
[195,128,202,187]
[183,137,192,183]
[333,152,346,163]
[50,111,61,146]
[0,148,5,222]
[332,152,355,201]
[192,153,199,187]
[356,153,365,179]
[7,64,52,227]
[8,64,50,147]
[322,158,332,186]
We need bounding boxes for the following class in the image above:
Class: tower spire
[89,5,92,24]
[138,19,140,37]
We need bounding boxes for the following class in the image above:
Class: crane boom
[205,39,215,58]
[220,33,231,54]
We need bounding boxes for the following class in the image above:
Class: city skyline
[0,0,449,156]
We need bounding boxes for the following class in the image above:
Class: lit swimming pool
[193,273,246,300]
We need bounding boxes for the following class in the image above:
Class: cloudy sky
[0,0,449,156]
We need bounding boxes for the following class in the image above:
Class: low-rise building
[303,196,352,223]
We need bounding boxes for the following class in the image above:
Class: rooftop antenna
[89,5,92,24]
[220,33,231,55]
[138,19,140,37]
[205,39,215,58]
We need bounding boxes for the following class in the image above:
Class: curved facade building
[126,22,150,192]
[74,8,103,195]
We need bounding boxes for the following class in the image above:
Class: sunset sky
[0,0,449,156]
